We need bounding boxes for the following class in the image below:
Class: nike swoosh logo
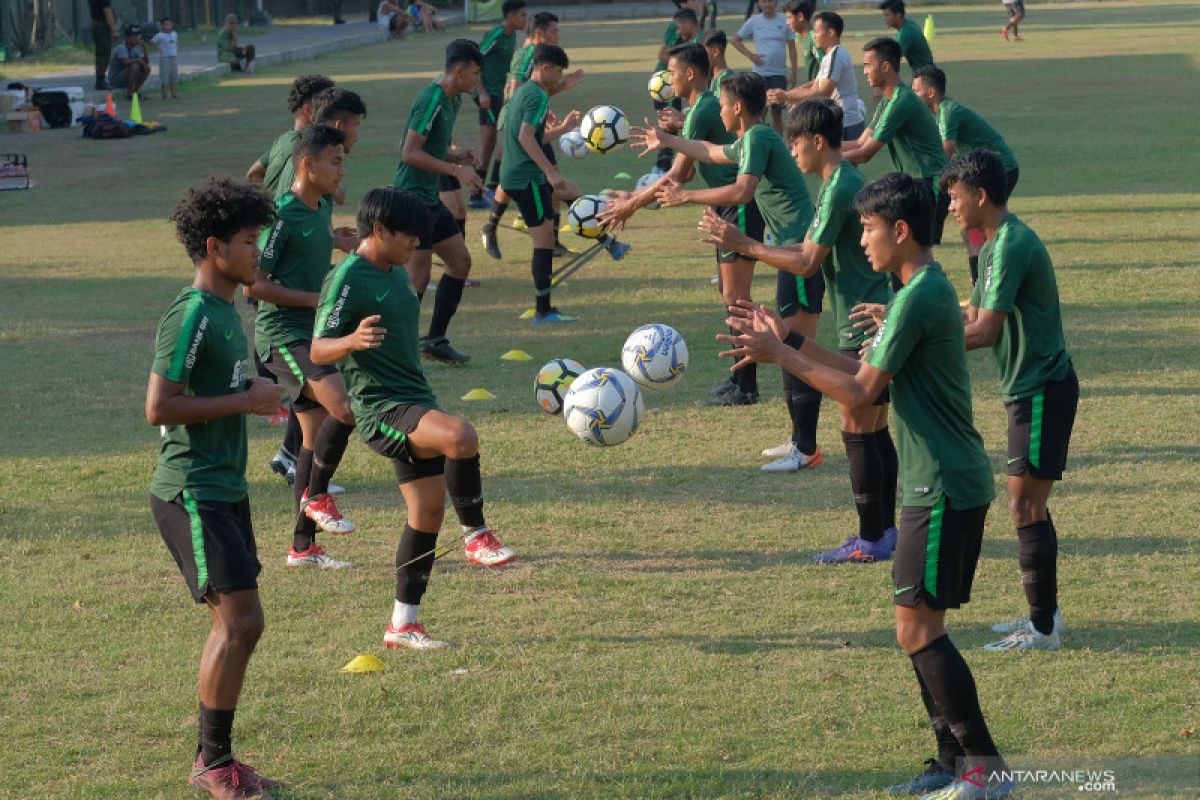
[301,228,315,237]
[1006,457,1022,464]
[376,289,391,302]
[225,330,235,340]
[895,585,916,596]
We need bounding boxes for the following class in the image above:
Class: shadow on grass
[980,535,1195,559]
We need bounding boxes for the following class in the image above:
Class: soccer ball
[567,194,609,239]
[579,105,629,155]
[562,367,644,446]
[635,171,661,209]
[534,358,585,414]
[647,70,675,103]
[621,323,689,390]
[558,130,589,160]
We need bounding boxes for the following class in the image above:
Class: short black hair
[783,0,815,19]
[940,148,1010,206]
[720,72,767,117]
[533,43,569,69]
[501,0,526,17]
[171,177,275,263]
[913,65,946,94]
[674,8,699,26]
[864,36,902,70]
[785,97,843,147]
[669,42,711,77]
[531,11,558,33]
[159,16,172,23]
[812,10,843,36]
[311,87,368,124]
[446,38,484,69]
[702,29,727,50]
[287,75,336,114]
[854,172,934,248]
[293,123,347,164]
[357,187,431,239]
[879,0,906,16]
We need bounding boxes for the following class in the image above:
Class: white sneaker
[991,607,1064,634]
[761,440,794,457]
[384,622,448,650]
[983,618,1062,652]
[286,544,352,569]
[464,527,517,567]
[327,481,345,496]
[761,444,824,472]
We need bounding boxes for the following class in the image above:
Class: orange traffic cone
[105,93,115,116]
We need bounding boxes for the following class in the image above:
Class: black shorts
[366,403,446,484]
[715,201,766,264]
[776,268,824,317]
[262,339,338,411]
[1004,168,1020,201]
[151,492,260,603]
[925,176,951,245]
[1005,0,1026,16]
[475,94,504,127]
[762,74,787,110]
[893,496,988,610]
[840,349,890,405]
[1005,362,1078,480]
[843,121,866,142]
[419,201,463,250]
[437,174,460,192]
[505,181,554,228]
[541,140,557,166]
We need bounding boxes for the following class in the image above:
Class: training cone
[513,217,528,231]
[462,388,496,401]
[104,93,115,116]
[130,92,142,123]
[500,349,533,361]
[924,14,936,41]
[559,223,572,234]
[518,308,537,320]
[341,654,387,674]
[614,171,633,180]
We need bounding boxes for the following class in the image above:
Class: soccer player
[880,0,935,72]
[1002,0,1025,41]
[246,74,335,198]
[393,39,487,365]
[768,11,866,140]
[700,98,897,561]
[732,0,796,133]
[471,0,527,209]
[603,42,765,406]
[652,4,702,172]
[311,187,517,650]
[783,0,821,84]
[147,177,283,798]
[631,72,825,471]
[720,172,1013,800]
[942,148,1077,653]
[247,125,360,569]
[703,29,734,97]
[912,65,1019,283]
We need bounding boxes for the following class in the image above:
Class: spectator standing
[733,0,796,133]
[89,0,118,90]
[152,18,179,99]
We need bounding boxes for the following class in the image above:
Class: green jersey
[969,214,1071,401]
[150,288,252,504]
[508,42,535,86]
[479,24,517,99]
[800,30,823,82]
[866,263,994,509]
[254,191,334,360]
[723,123,814,245]
[498,80,551,190]
[711,67,734,98]
[869,83,947,179]
[682,91,737,188]
[655,21,699,71]
[897,18,934,70]
[393,82,462,205]
[937,98,1018,173]
[808,161,892,350]
[259,129,298,199]
[314,253,438,442]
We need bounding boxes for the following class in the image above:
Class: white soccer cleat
[761,440,794,458]
[384,622,448,650]
[983,618,1062,652]
[464,527,517,567]
[286,544,352,569]
[991,607,1064,634]
[761,444,824,472]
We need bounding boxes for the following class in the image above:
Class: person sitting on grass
[378,0,410,38]
[218,14,256,73]
[107,25,151,100]
[409,0,443,32]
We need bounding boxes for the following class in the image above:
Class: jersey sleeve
[151,296,208,385]
[808,179,850,248]
[897,24,913,57]
[408,88,440,135]
[736,18,754,39]
[977,226,1025,313]
[866,288,923,377]
[480,26,502,54]
[256,214,289,277]
[314,265,360,340]
[731,129,767,178]
[520,87,549,128]
[817,48,834,81]
[940,102,961,142]
[662,22,678,45]
[871,92,910,144]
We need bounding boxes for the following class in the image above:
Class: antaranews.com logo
[958,758,1118,794]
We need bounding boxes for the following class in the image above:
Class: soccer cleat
[761,444,823,472]
[761,440,794,457]
[604,237,631,260]
[812,528,896,564]
[384,622,449,650]
[420,336,471,365]
[533,308,578,324]
[552,242,573,258]
[189,754,282,799]
[301,491,355,534]
[983,617,1062,652]
[286,544,351,569]
[464,527,517,567]
[265,405,289,425]
[269,449,295,480]
[886,758,956,795]
[705,383,759,407]
[480,226,502,260]
[991,607,1065,634]
[467,193,491,210]
[919,777,1016,800]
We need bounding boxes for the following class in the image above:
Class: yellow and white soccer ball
[534,358,586,414]
[567,194,609,239]
[579,105,629,155]
[647,70,675,103]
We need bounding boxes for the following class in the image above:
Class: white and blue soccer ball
[621,323,688,390]
[579,105,629,155]
[647,70,675,103]
[558,130,590,159]
[535,358,586,414]
[562,367,644,446]
[567,194,609,239]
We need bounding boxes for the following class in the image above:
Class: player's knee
[229,604,265,648]
[448,421,478,459]
[1008,493,1041,527]
[329,397,355,425]
[409,508,444,532]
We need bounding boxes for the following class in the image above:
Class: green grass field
[1,2,1198,797]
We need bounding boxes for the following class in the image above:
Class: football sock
[532,247,554,314]
[281,409,300,463]
[910,635,1001,761]
[485,202,508,232]
[874,427,899,529]
[969,255,980,285]
[1017,515,1058,635]
[308,417,354,497]
[391,600,420,627]
[427,274,466,340]
[552,213,562,246]
[446,454,486,529]
[783,370,821,456]
[198,704,236,768]
[395,525,439,605]
[912,665,965,772]
[293,447,314,513]
[842,430,885,542]
[456,218,466,237]
[488,160,501,190]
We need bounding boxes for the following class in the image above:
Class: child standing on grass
[152,17,179,99]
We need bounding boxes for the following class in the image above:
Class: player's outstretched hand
[349,314,386,351]
[598,198,635,232]
[657,107,684,133]
[560,109,582,130]
[717,301,788,369]
[456,163,485,192]
[547,169,569,192]
[698,207,752,254]
[849,302,886,336]
[245,378,285,416]
[654,177,687,208]
[563,69,585,90]
[629,121,664,157]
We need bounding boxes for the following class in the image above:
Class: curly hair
[170,177,276,263]
[286,74,336,114]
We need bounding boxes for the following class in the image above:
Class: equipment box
[37,86,86,127]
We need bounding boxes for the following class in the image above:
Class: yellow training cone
[130,92,143,123]
[614,171,633,179]
[518,308,536,320]
[462,388,496,401]
[512,217,527,231]
[500,349,533,361]
[559,223,572,234]
[341,654,387,673]
[924,14,936,41]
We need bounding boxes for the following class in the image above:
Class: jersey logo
[376,288,392,302]
[229,357,250,389]
[913,486,930,495]
[894,584,917,596]
[324,283,352,330]
[185,315,209,370]
[301,228,316,238]
[225,329,235,340]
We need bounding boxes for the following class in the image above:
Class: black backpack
[32,91,73,129]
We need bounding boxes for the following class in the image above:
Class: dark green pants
[92,23,112,84]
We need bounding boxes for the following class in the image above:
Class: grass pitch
[1,3,1198,797]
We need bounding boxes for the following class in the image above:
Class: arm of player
[630,124,734,165]
[658,172,757,208]
[942,138,957,161]
[243,271,320,306]
[549,69,585,96]
[146,374,282,425]
[310,315,386,364]
[402,128,484,192]
[788,38,798,86]
[843,134,884,165]
[545,109,582,138]
[769,80,817,105]
[245,160,267,185]
[698,207,828,277]
[731,36,765,67]
[600,151,696,230]
[518,122,566,189]
[963,306,1006,350]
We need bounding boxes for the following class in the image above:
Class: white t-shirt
[818,44,864,127]
[736,13,791,77]
[152,30,178,58]
[377,1,395,28]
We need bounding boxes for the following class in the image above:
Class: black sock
[307,417,354,497]
[842,430,885,542]
[532,247,554,314]
[730,327,758,394]
[1017,516,1058,634]
[281,409,301,462]
[783,370,821,456]
[427,274,466,341]
[292,513,317,553]
[293,447,314,512]
[456,217,466,237]
[292,446,317,551]
[485,201,508,231]
[198,704,236,768]
[655,147,674,172]
[395,525,439,605]
[446,454,485,529]
[910,635,1001,762]
[969,255,979,285]
[912,665,965,772]
[874,427,898,529]
[488,160,501,189]
[552,213,562,246]
[474,166,486,186]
